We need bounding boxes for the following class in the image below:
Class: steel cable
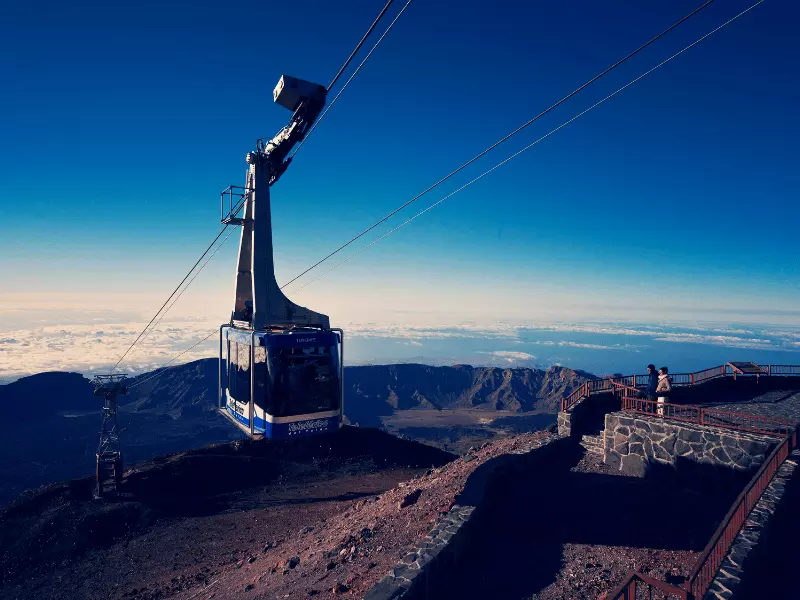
[112,2,410,373]
[111,225,231,372]
[288,0,765,294]
[290,0,414,159]
[327,0,396,92]
[120,0,762,378]
[128,330,218,389]
[280,0,717,289]
[126,226,238,357]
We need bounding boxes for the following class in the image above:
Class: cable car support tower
[92,374,128,498]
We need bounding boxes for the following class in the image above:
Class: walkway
[734,450,800,598]
[698,389,800,423]
[431,441,743,600]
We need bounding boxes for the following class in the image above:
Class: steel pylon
[92,375,128,498]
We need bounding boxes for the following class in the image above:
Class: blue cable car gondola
[217,75,344,439]
[219,327,343,438]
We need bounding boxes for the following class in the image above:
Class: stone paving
[703,449,800,600]
[698,390,800,422]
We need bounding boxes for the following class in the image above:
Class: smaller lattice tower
[92,375,128,498]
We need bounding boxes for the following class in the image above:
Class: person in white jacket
[656,366,672,416]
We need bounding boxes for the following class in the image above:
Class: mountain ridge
[0,359,595,504]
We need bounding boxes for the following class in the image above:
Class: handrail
[620,395,795,437]
[561,363,799,413]
[604,570,688,599]
[602,424,799,600]
[684,424,799,598]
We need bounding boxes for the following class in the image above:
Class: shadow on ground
[435,438,745,600]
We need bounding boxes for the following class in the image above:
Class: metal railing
[605,570,688,599]
[561,363,798,412]
[684,424,798,598]
[763,364,800,376]
[620,395,795,437]
[604,424,799,599]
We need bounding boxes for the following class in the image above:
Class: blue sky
[0,0,798,379]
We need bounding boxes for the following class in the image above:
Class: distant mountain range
[344,363,595,424]
[0,359,594,504]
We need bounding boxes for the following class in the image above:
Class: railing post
[690,372,694,385]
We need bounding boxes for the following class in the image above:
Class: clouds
[650,332,776,350]
[489,351,536,361]
[346,322,521,340]
[0,320,218,382]
[0,315,798,383]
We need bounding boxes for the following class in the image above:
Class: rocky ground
[173,432,554,600]
[0,427,453,600]
[1,428,556,600]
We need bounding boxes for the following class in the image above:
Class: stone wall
[603,412,778,477]
[558,391,620,438]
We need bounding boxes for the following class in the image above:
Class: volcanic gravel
[176,432,554,600]
[530,452,697,600]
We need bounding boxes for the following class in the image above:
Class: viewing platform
[556,362,800,599]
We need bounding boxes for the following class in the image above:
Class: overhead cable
[289,0,765,294]
[114,2,410,373]
[111,225,231,372]
[128,330,218,389]
[127,226,238,357]
[327,0,396,91]
[280,0,717,289]
[290,0,414,159]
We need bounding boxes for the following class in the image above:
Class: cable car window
[264,344,340,417]
[229,341,250,403]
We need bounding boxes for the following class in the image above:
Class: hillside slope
[0,360,593,504]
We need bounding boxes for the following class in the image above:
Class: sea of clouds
[1,316,798,383]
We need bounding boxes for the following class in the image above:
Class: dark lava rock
[399,489,422,509]
[333,582,350,594]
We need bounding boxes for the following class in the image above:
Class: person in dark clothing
[646,364,658,401]
[638,364,659,403]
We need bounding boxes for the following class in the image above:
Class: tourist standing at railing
[646,364,658,400]
[637,364,659,402]
[656,366,671,416]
